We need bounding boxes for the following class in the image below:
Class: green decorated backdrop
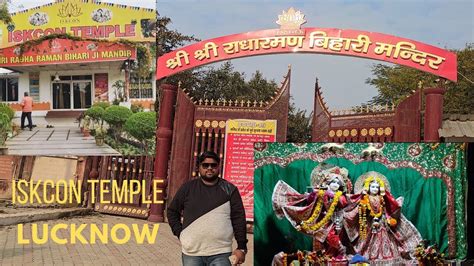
[254,143,467,266]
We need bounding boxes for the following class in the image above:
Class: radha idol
[344,172,422,265]
[272,165,352,258]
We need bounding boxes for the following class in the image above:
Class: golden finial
[198,99,203,105]
[210,99,214,106]
[253,100,257,107]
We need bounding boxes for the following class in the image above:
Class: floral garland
[367,195,384,218]
[281,250,331,266]
[300,190,325,228]
[359,200,368,239]
[359,194,385,239]
[414,242,445,264]
[300,190,343,232]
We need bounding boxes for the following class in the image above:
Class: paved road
[0,213,254,265]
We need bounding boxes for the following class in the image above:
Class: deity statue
[272,165,352,259]
[343,172,422,264]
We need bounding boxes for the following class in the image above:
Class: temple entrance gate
[151,8,458,222]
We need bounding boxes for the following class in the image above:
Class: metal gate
[85,156,155,219]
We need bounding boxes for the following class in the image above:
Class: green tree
[364,44,474,114]
[156,16,198,57]
[239,70,279,102]
[0,2,12,25]
[444,44,474,113]
[182,62,276,103]
[287,102,312,142]
[156,16,199,110]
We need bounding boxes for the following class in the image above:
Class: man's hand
[231,249,246,265]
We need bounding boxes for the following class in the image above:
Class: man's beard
[201,174,219,182]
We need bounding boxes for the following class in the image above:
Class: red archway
[151,16,458,222]
[157,27,457,81]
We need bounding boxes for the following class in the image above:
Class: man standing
[20,92,33,131]
[167,151,248,266]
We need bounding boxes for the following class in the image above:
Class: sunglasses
[201,163,218,169]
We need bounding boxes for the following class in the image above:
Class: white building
[0,0,156,124]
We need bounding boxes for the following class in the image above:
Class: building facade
[0,0,156,121]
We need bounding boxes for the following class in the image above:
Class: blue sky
[158,0,473,111]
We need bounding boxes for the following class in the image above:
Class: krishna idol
[272,165,353,260]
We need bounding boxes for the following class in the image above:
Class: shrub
[0,113,10,127]
[103,106,132,126]
[124,111,156,141]
[95,126,107,138]
[0,113,10,145]
[92,101,111,110]
[103,106,132,140]
[0,103,14,121]
[85,106,105,122]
